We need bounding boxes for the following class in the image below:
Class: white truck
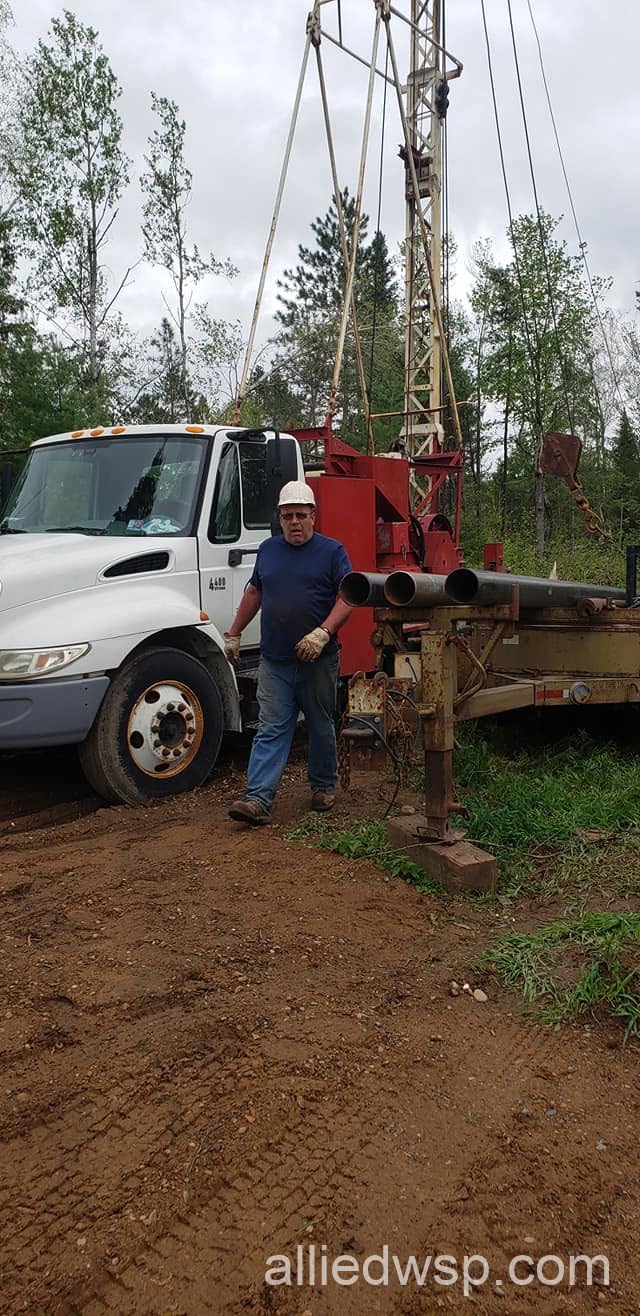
[0,422,305,803]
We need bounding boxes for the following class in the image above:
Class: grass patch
[459,532,625,588]
[426,722,640,896]
[285,814,442,893]
[286,723,640,905]
[480,911,640,1040]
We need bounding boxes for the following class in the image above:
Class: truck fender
[93,619,244,735]
[184,621,244,734]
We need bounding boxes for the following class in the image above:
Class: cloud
[10,0,640,350]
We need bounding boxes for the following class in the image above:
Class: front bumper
[0,675,110,748]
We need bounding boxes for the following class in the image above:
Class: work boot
[311,790,335,813]
[228,798,271,826]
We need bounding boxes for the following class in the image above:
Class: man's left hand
[295,627,331,662]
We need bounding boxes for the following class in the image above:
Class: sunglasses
[280,509,314,521]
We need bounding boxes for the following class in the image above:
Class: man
[225,480,353,826]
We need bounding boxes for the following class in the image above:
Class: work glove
[295,626,331,662]
[224,633,241,664]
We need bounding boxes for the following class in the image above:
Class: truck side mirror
[266,434,298,536]
[265,434,299,487]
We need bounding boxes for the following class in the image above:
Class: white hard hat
[278,479,316,507]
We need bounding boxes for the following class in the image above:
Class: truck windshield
[0,435,208,537]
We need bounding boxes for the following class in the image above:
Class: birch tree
[140,93,236,419]
[8,10,131,400]
[471,214,604,553]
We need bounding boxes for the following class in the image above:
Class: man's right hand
[224,634,241,664]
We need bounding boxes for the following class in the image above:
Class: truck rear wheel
[78,646,224,805]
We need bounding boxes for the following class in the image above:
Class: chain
[387,724,414,785]
[337,682,419,793]
[570,481,612,542]
[539,432,612,544]
[337,724,351,790]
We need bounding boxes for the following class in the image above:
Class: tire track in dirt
[53,1017,560,1315]
[1,766,638,1316]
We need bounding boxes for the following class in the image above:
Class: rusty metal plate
[347,672,386,716]
[350,745,388,774]
[539,431,582,482]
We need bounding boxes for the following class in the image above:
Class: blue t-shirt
[249,532,352,662]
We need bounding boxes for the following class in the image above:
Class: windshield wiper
[45,525,105,535]
[0,522,25,534]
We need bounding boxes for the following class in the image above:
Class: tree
[242,362,304,430]
[621,321,640,436]
[0,214,79,449]
[610,409,640,543]
[357,228,403,448]
[470,214,606,554]
[469,249,521,538]
[140,93,236,419]
[0,1,17,204]
[272,192,402,445]
[0,198,115,448]
[2,334,91,445]
[0,210,28,446]
[0,212,22,331]
[189,304,245,417]
[127,318,183,424]
[8,10,131,400]
[442,297,485,538]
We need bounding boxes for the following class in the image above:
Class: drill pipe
[445,567,626,609]
[383,571,453,607]
[339,572,391,607]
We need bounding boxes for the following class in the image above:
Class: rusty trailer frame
[343,591,640,891]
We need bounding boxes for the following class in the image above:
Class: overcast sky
[11,0,640,350]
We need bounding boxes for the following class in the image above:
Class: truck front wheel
[79,646,224,805]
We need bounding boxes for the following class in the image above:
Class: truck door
[198,436,271,648]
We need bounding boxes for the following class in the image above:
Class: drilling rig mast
[402,0,445,454]
[235,1,464,533]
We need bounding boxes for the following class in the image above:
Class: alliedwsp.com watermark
[264,1245,610,1296]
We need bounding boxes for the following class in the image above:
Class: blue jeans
[246,650,339,810]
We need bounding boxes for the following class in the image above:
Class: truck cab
[0,423,303,803]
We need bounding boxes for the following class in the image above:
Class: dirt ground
[0,740,638,1316]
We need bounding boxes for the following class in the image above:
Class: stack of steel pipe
[339,568,626,612]
[338,572,390,608]
[444,568,626,610]
[339,570,453,607]
[381,571,452,606]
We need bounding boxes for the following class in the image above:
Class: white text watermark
[265,1245,609,1296]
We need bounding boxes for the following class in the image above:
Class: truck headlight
[0,644,91,679]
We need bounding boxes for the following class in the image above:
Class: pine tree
[272,192,401,444]
[128,319,184,424]
[611,409,640,543]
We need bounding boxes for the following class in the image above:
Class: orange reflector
[200,611,209,621]
[90,427,104,437]
[185,425,205,433]
[71,430,85,438]
[111,426,126,434]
